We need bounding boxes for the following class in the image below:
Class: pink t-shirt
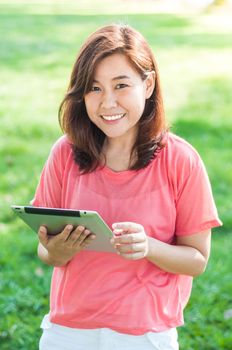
[32,132,222,334]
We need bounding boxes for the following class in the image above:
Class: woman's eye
[91,86,101,92]
[116,83,128,89]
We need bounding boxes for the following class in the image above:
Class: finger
[81,234,96,247]
[67,226,86,243]
[112,222,142,233]
[72,228,91,245]
[116,242,146,254]
[113,233,145,245]
[113,228,124,236]
[38,226,49,245]
[59,225,74,241]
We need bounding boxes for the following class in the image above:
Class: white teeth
[101,114,124,121]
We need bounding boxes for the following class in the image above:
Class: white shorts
[39,315,179,350]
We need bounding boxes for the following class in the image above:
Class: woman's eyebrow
[93,75,130,83]
[112,75,130,81]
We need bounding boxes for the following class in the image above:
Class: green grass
[0,1,232,349]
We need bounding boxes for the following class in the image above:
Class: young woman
[32,24,222,350]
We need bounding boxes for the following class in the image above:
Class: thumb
[38,226,48,245]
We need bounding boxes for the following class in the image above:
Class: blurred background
[0,0,231,349]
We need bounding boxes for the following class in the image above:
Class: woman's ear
[145,71,155,99]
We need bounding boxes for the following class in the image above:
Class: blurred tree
[212,0,227,5]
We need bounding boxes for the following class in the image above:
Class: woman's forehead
[93,53,141,81]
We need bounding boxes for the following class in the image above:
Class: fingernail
[39,226,46,233]
[67,225,73,230]
[114,232,122,237]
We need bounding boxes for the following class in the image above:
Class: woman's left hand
[111,222,150,260]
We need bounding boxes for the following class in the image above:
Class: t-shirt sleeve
[31,137,67,208]
[173,148,222,236]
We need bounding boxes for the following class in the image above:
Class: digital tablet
[11,205,115,253]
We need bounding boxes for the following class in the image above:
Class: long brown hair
[59,24,167,173]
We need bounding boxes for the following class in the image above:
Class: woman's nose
[101,91,117,109]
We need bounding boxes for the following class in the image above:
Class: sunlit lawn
[0,1,232,349]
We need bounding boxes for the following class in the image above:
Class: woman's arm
[146,230,211,276]
[111,222,211,277]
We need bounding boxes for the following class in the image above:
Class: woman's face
[84,53,155,144]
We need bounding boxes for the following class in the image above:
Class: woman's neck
[102,138,136,172]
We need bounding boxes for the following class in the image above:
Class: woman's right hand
[37,225,96,266]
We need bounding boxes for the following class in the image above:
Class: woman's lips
[101,113,125,121]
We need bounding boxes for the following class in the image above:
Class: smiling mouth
[101,113,125,121]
